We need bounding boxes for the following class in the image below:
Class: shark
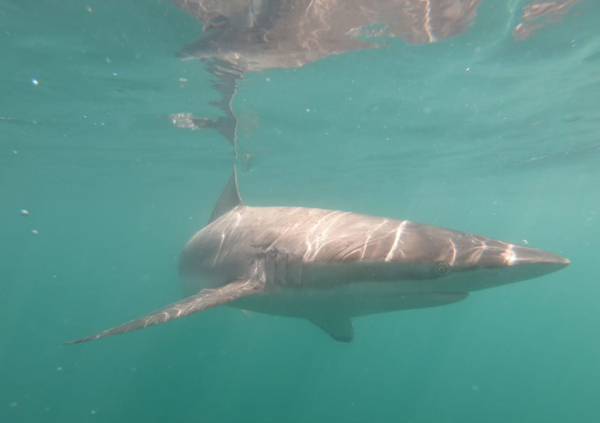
[67,168,569,344]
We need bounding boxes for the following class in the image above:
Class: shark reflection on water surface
[175,0,481,69]
[169,0,579,146]
[170,0,482,146]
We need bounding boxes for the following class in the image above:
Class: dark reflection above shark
[175,0,481,70]
[170,0,482,147]
[170,0,580,147]
[68,169,569,344]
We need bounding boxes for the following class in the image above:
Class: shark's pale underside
[68,169,569,344]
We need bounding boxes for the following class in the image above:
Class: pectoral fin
[308,314,354,343]
[66,278,265,345]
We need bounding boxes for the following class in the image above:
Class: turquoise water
[1,1,599,422]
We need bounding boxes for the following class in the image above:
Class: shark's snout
[500,244,569,281]
[508,245,569,267]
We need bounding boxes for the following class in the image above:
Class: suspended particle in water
[31,229,39,235]
[20,209,29,217]
[29,78,39,86]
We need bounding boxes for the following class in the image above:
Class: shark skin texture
[67,169,569,344]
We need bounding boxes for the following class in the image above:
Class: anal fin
[66,278,265,345]
[308,314,354,343]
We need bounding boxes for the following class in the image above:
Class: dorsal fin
[208,167,243,224]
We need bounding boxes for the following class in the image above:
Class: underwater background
[1,1,599,422]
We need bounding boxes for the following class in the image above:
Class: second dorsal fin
[208,167,243,224]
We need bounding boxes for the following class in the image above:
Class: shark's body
[68,169,569,344]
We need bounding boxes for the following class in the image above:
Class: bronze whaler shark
[68,169,569,344]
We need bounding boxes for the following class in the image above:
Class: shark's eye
[433,261,451,276]
[208,15,228,28]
